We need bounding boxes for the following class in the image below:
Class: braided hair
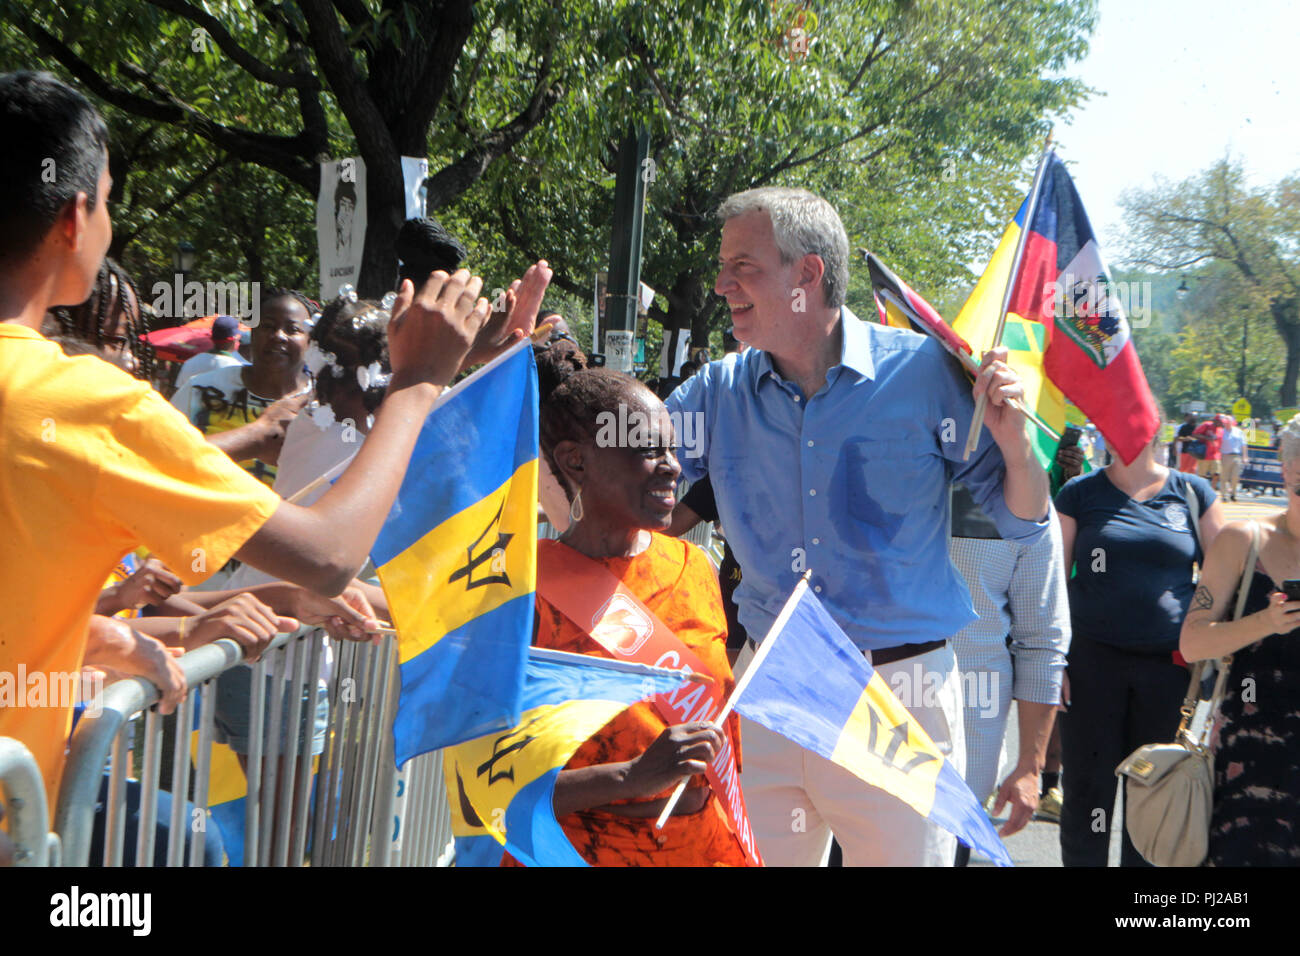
[310,296,390,415]
[537,341,648,501]
[258,286,318,321]
[50,257,153,380]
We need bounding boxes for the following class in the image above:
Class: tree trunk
[658,270,711,374]
[1271,297,1300,407]
[243,243,265,287]
[357,151,406,299]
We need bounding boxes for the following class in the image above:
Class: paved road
[967,487,1284,867]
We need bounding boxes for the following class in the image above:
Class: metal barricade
[49,517,726,868]
[52,627,457,867]
[0,737,60,866]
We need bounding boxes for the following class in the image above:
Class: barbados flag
[956,151,1158,465]
[186,688,248,866]
[735,585,1012,866]
[371,341,539,767]
[446,648,688,867]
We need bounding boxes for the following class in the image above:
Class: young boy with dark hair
[0,71,547,807]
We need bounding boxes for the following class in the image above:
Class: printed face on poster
[317,156,429,299]
[318,157,367,300]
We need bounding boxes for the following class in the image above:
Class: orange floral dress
[504,532,750,866]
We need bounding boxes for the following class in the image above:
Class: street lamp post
[171,241,195,318]
[1241,313,1249,401]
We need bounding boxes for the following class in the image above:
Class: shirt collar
[752,305,877,391]
[837,306,876,380]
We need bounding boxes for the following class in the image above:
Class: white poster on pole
[660,328,692,377]
[605,330,635,373]
[401,156,429,219]
[318,157,367,300]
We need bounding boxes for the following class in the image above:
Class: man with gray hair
[667,186,1049,865]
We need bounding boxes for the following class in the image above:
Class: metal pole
[189,681,217,866]
[135,709,162,867]
[166,693,195,866]
[963,137,1056,460]
[604,126,651,372]
[104,720,130,866]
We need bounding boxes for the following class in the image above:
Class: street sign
[605,330,635,373]
[1232,397,1252,419]
[1186,400,1206,413]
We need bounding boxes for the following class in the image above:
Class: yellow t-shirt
[0,324,282,805]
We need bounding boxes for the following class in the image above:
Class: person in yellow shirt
[0,71,549,808]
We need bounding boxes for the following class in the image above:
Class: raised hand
[288,582,382,643]
[387,268,493,388]
[105,557,183,612]
[973,346,1030,450]
[256,389,312,463]
[463,260,553,368]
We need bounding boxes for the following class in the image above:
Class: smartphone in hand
[1281,580,1300,602]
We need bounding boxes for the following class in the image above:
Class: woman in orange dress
[511,354,750,866]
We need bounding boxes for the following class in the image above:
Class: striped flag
[958,153,1158,464]
[371,341,538,766]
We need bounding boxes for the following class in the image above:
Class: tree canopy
[4,0,1097,367]
[1121,157,1300,406]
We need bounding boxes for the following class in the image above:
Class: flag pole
[962,132,1056,461]
[655,570,813,830]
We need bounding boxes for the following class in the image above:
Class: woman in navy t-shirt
[1054,421,1224,867]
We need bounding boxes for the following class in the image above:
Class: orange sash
[537,541,763,865]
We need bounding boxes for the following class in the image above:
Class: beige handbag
[1115,519,1258,867]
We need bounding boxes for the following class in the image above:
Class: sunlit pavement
[1220,486,1286,522]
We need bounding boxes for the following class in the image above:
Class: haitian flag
[970,152,1158,464]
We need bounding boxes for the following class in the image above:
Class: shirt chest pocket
[842,437,931,522]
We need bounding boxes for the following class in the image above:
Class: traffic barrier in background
[1242,445,1284,493]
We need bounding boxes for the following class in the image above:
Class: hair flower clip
[308,400,336,430]
[303,342,336,376]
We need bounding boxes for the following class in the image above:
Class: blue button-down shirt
[667,307,1048,651]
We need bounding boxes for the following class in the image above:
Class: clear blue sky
[1053,0,1300,254]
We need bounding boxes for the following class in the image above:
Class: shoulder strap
[1232,520,1261,622]
[1179,520,1259,747]
[1191,521,1261,747]
[1182,473,1203,561]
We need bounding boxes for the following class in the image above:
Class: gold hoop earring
[569,488,584,524]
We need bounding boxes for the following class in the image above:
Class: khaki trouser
[1222,453,1244,496]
